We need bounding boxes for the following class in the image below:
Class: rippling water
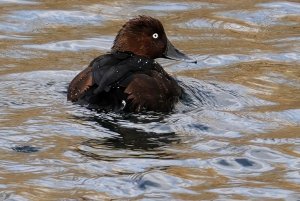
[0,0,300,200]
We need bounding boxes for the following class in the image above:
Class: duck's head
[112,15,196,63]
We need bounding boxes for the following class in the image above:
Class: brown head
[112,15,196,62]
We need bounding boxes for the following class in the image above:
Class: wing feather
[122,71,181,112]
[67,66,93,102]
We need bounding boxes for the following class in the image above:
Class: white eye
[152,33,158,39]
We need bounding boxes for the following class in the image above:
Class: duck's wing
[121,70,182,112]
[67,53,128,102]
[67,52,154,102]
[67,65,94,102]
[91,52,156,95]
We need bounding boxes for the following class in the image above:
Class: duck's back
[67,52,182,112]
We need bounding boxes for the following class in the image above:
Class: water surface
[0,0,300,200]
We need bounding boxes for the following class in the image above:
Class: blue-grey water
[0,0,299,200]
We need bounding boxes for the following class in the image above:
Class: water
[0,0,300,200]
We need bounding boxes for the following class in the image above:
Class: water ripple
[23,37,113,52]
[1,10,104,33]
[209,187,298,199]
[0,0,38,4]
[1,0,300,200]
[218,2,300,26]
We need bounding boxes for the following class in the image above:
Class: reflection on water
[0,0,300,200]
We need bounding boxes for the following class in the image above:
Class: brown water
[0,0,300,200]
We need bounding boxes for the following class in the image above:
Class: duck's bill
[163,40,197,63]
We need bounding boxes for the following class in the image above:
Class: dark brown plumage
[67,16,195,112]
